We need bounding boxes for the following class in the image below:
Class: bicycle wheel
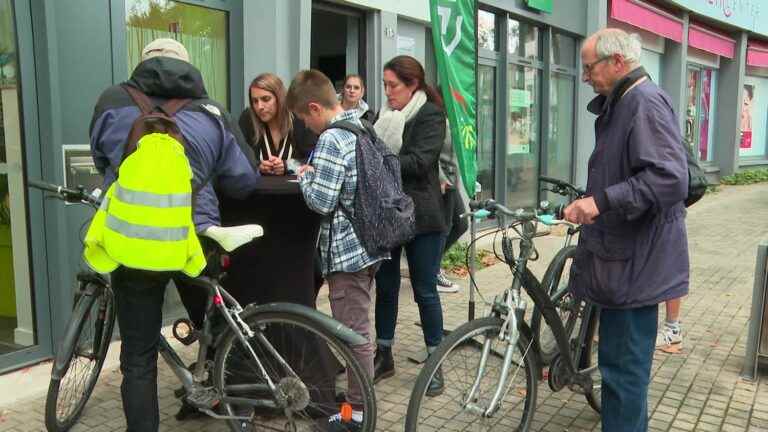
[405,316,538,432]
[214,309,376,432]
[45,284,115,432]
[534,246,580,365]
[581,310,602,414]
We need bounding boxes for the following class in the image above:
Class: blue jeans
[599,304,658,432]
[375,232,444,348]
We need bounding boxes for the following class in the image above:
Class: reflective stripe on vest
[105,214,189,241]
[114,183,191,208]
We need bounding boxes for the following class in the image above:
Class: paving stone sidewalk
[1,183,767,431]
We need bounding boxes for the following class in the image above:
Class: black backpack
[683,143,708,207]
[330,120,416,255]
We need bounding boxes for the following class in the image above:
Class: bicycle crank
[547,353,568,392]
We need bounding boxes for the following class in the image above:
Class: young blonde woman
[238,73,317,174]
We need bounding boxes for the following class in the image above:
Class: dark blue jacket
[570,68,690,308]
[90,57,260,232]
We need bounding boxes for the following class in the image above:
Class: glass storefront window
[126,0,229,107]
[506,65,539,207]
[741,75,768,158]
[641,49,662,84]
[1,0,35,354]
[478,10,497,52]
[546,72,574,205]
[551,33,576,67]
[508,18,539,60]
[477,65,495,202]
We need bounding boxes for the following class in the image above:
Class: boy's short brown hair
[286,69,339,114]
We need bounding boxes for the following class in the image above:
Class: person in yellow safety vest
[89,38,260,432]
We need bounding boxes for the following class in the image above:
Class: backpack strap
[160,98,192,117]
[122,84,155,114]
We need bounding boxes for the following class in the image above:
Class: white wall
[341,0,429,22]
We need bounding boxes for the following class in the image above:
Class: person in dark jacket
[90,38,260,432]
[565,29,689,432]
[238,72,317,173]
[372,55,447,395]
[339,74,375,124]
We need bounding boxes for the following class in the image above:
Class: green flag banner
[430,0,477,197]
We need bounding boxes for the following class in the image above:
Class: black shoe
[425,366,444,397]
[373,345,395,383]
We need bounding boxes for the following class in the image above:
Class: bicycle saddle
[201,224,264,252]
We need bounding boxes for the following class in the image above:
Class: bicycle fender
[214,302,368,347]
[51,294,98,380]
[517,321,544,381]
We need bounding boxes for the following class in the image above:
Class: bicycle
[404,177,601,431]
[30,179,377,432]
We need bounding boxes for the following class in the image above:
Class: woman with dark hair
[238,73,317,174]
[340,74,375,123]
[372,55,447,395]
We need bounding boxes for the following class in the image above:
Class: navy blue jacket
[90,57,260,232]
[570,68,690,308]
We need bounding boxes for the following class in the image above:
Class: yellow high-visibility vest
[84,133,206,276]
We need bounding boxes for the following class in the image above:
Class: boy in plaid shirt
[286,69,388,431]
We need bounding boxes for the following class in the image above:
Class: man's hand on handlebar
[563,196,600,225]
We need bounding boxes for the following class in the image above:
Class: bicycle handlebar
[28,179,101,207]
[539,176,586,197]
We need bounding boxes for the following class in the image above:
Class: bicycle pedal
[172,318,199,346]
[186,387,220,410]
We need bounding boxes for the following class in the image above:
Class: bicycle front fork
[464,292,530,417]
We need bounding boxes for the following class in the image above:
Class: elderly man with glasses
[564,28,690,432]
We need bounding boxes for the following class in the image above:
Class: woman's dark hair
[383,55,443,110]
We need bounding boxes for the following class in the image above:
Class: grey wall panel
[54,1,113,144]
[481,0,589,36]
[243,0,310,105]
[660,14,689,135]
[396,17,427,66]
[715,32,747,176]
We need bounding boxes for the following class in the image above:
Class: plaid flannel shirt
[299,110,389,275]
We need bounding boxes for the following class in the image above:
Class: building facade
[0,0,764,372]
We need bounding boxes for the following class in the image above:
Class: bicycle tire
[45,284,115,432]
[581,310,602,414]
[214,309,376,432]
[405,316,538,432]
[532,246,580,365]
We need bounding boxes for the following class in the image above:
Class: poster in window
[741,84,754,149]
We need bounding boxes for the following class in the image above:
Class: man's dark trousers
[112,267,207,432]
[599,304,658,432]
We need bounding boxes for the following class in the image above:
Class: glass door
[0,0,35,357]
[685,65,715,162]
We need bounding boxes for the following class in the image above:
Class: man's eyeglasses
[582,55,613,74]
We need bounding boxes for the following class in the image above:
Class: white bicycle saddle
[202,224,264,252]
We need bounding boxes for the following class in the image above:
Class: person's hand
[259,159,274,175]
[440,181,450,195]
[297,164,315,178]
[563,197,600,225]
[270,156,285,176]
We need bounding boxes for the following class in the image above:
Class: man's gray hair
[595,29,642,66]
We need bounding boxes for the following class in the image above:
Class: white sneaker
[656,324,683,348]
[436,271,460,293]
